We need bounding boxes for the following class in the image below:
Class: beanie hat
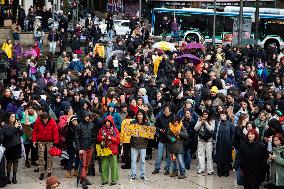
[210,86,218,93]
[172,79,181,86]
[46,176,59,189]
[138,88,147,96]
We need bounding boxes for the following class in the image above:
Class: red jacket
[97,115,120,155]
[32,117,59,143]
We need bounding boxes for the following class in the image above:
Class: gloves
[170,137,176,143]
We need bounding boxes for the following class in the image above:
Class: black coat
[183,118,198,150]
[155,112,174,143]
[2,124,23,148]
[214,120,234,164]
[234,140,267,187]
[75,120,96,150]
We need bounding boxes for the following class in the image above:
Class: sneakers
[110,182,117,185]
[207,172,214,175]
[164,171,170,175]
[197,170,204,174]
[152,170,159,174]
[178,175,186,179]
[73,170,78,177]
[81,179,91,189]
[170,172,178,177]
[130,176,136,181]
[39,173,44,180]
[141,177,148,181]
[66,171,72,178]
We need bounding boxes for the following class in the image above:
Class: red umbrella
[186,42,205,50]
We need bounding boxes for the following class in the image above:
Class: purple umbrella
[176,54,201,64]
[186,42,205,50]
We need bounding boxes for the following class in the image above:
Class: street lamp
[238,0,243,46]
[212,0,216,46]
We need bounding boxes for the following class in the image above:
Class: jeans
[154,142,171,172]
[107,29,114,41]
[131,148,146,178]
[235,149,244,185]
[67,147,79,171]
[172,153,185,175]
[13,33,20,41]
[49,41,56,54]
[183,148,192,169]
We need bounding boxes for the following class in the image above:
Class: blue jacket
[68,59,84,72]
[102,103,122,130]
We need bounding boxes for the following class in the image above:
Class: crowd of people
[0,10,284,189]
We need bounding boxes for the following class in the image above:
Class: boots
[66,171,72,178]
[6,172,11,184]
[73,170,78,177]
[12,173,17,184]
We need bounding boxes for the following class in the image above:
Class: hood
[104,115,115,126]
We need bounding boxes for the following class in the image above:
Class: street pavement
[3,154,259,189]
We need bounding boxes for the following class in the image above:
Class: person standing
[2,113,23,184]
[234,129,267,189]
[75,111,96,189]
[97,115,120,185]
[194,109,215,175]
[59,28,67,54]
[17,5,26,30]
[105,12,114,41]
[65,115,80,178]
[34,27,45,55]
[48,28,59,55]
[11,21,21,41]
[214,110,235,177]
[2,38,13,59]
[32,112,59,180]
[167,117,188,179]
[268,133,284,189]
[130,109,149,180]
[152,105,174,175]
[27,7,35,32]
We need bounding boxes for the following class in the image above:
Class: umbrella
[176,54,201,64]
[186,42,205,50]
[152,41,177,51]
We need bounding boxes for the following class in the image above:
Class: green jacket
[269,145,284,186]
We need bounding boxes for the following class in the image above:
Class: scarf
[169,121,183,138]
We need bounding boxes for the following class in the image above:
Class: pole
[254,0,260,49]
[238,0,243,46]
[212,0,216,46]
[139,0,142,22]
[174,5,175,20]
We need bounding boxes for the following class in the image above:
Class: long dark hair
[135,109,147,124]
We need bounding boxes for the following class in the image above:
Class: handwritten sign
[122,124,156,139]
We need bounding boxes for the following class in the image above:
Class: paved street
[4,155,253,189]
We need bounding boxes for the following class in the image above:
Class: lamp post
[254,0,260,49]
[212,0,216,46]
[238,0,244,46]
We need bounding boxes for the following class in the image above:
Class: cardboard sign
[122,124,156,139]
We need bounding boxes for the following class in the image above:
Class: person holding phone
[194,109,215,175]
[2,113,23,184]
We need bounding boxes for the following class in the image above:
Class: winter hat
[185,99,195,105]
[108,102,116,108]
[210,86,218,93]
[172,79,181,86]
[138,88,147,96]
[46,176,59,189]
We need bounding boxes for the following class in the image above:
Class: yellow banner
[122,124,156,139]
[0,0,4,4]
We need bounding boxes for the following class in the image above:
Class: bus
[151,6,284,49]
